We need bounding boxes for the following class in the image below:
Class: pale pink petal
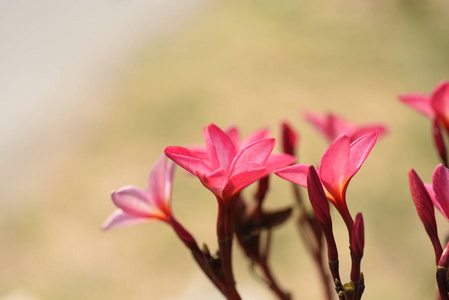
[164,146,210,176]
[204,124,236,172]
[347,131,378,180]
[147,155,171,208]
[240,128,270,150]
[399,93,433,117]
[223,163,266,198]
[319,135,350,202]
[431,81,449,121]
[432,164,449,221]
[275,164,310,187]
[101,209,153,230]
[229,138,275,173]
[111,186,158,217]
[264,153,296,173]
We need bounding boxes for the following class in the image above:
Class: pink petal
[398,93,433,117]
[101,209,152,230]
[265,153,296,173]
[229,138,275,173]
[164,146,210,176]
[319,135,350,202]
[111,186,158,217]
[204,124,236,173]
[275,164,310,187]
[432,164,449,221]
[223,162,266,199]
[350,125,387,142]
[431,81,449,122]
[347,131,378,181]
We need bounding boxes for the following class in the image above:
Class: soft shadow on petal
[111,186,153,217]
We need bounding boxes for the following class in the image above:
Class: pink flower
[304,111,386,143]
[165,124,295,201]
[275,132,378,229]
[424,164,449,222]
[400,81,449,166]
[101,155,175,230]
[399,81,449,130]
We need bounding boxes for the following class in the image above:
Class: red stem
[217,197,241,300]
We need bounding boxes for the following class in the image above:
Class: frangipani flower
[275,132,378,229]
[400,81,449,166]
[165,124,295,201]
[102,155,175,230]
[399,81,449,130]
[304,111,386,143]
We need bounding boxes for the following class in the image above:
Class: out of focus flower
[102,155,175,230]
[304,111,386,143]
[399,81,449,130]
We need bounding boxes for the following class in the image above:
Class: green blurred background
[2,1,449,299]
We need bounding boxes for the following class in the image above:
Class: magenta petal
[431,81,449,120]
[350,125,387,142]
[275,164,310,187]
[111,186,154,217]
[101,209,152,230]
[165,146,210,176]
[204,124,236,172]
[432,164,449,221]
[409,169,442,263]
[223,163,266,198]
[399,93,434,117]
[347,131,378,180]
[319,135,350,201]
[230,138,275,172]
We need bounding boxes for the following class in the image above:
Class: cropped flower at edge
[275,131,378,229]
[165,123,296,201]
[304,111,386,143]
[101,155,175,230]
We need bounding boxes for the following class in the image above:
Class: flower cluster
[401,80,449,300]
[103,113,385,299]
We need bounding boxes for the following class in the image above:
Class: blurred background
[1,0,449,299]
